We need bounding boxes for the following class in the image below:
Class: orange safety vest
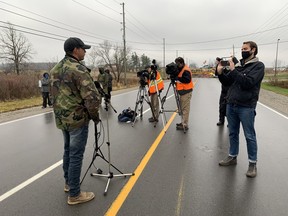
[148,71,164,94]
[176,65,194,91]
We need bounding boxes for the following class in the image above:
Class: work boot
[176,123,182,126]
[68,191,95,205]
[216,121,224,126]
[219,156,237,166]
[176,123,189,130]
[246,163,257,178]
[64,184,69,193]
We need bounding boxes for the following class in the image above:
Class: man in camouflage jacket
[50,37,100,205]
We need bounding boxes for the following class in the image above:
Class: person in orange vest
[175,57,194,130]
[147,65,164,122]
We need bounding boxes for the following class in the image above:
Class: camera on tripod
[137,69,149,86]
[165,62,179,80]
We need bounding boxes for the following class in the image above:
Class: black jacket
[218,57,265,108]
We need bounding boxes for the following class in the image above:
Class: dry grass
[0,97,42,113]
[0,83,139,113]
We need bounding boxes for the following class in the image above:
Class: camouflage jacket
[97,72,109,93]
[50,55,100,131]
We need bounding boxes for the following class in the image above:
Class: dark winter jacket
[218,57,265,108]
[41,73,50,93]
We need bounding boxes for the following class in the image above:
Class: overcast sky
[1,0,288,68]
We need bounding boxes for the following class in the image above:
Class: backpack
[118,108,137,123]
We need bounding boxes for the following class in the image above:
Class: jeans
[226,104,257,163]
[62,124,89,197]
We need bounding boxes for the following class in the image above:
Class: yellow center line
[105,112,177,216]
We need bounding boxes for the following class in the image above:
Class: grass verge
[261,82,288,96]
[0,97,42,113]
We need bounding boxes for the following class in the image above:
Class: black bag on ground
[118,108,136,123]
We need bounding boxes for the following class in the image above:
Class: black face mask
[241,50,252,60]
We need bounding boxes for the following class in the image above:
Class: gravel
[0,87,287,124]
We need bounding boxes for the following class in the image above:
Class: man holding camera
[217,41,265,178]
[50,37,101,204]
[147,65,164,122]
[215,57,237,126]
[175,57,194,130]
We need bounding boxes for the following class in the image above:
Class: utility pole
[121,2,127,86]
[275,38,280,79]
[163,38,165,72]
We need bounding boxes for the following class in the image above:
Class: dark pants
[219,91,227,122]
[107,87,112,100]
[42,92,52,108]
[218,85,229,122]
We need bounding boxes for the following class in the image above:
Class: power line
[0,1,118,42]
[0,24,102,49]
[72,0,120,23]
[0,7,120,43]
[93,0,120,14]
[125,10,161,43]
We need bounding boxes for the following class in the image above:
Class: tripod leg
[132,88,143,126]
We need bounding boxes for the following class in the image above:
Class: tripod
[161,79,187,133]
[132,83,156,127]
[147,75,167,129]
[81,99,134,195]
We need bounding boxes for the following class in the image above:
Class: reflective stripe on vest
[176,65,194,91]
[148,71,164,94]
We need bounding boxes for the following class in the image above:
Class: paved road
[0,78,287,216]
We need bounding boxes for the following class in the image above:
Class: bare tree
[0,23,33,74]
[87,47,99,71]
[90,40,131,83]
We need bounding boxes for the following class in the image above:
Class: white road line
[258,102,288,120]
[0,111,53,126]
[0,92,175,202]
[0,160,63,203]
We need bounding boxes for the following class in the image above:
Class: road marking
[258,102,288,120]
[175,175,185,216]
[105,112,177,216]
[0,111,53,126]
[0,160,63,202]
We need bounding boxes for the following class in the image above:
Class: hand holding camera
[216,57,238,73]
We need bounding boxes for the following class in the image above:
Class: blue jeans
[226,104,257,163]
[62,124,89,197]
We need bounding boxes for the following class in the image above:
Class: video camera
[217,57,239,67]
[151,59,157,71]
[137,69,149,87]
[165,62,179,80]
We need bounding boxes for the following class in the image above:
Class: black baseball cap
[64,37,91,52]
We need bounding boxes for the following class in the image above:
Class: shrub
[0,72,41,101]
